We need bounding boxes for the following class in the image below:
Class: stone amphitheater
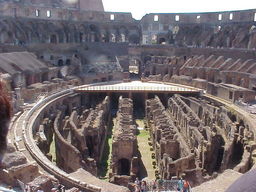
[0,0,256,192]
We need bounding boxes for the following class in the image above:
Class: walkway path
[136,119,155,180]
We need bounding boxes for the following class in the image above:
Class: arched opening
[120,33,126,42]
[79,32,83,43]
[230,140,244,167]
[129,34,140,44]
[159,37,166,44]
[50,34,57,44]
[66,59,71,66]
[118,158,130,176]
[58,59,64,66]
[110,33,116,42]
[89,25,99,42]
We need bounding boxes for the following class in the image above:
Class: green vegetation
[99,118,114,180]
[137,129,149,138]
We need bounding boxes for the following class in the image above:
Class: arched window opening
[58,59,64,66]
[50,34,57,44]
[118,159,130,176]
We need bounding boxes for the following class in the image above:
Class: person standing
[183,180,191,192]
[177,178,184,192]
[141,180,147,192]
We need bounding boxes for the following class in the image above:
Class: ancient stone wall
[0,18,139,45]
[111,97,139,185]
[144,94,255,185]
[52,95,111,175]
[146,96,195,180]
[169,95,255,175]
[54,111,83,173]
[143,53,256,102]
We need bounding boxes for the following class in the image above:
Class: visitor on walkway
[152,179,157,192]
[141,180,147,192]
[177,178,184,192]
[134,177,141,192]
[134,184,140,192]
[183,180,191,192]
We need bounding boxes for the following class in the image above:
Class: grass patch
[137,129,149,138]
[99,118,114,179]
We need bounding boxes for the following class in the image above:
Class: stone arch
[50,34,58,44]
[119,26,129,42]
[55,27,66,43]
[158,37,166,44]
[68,24,78,43]
[100,28,109,42]
[128,26,141,44]
[13,21,28,44]
[108,27,118,43]
[118,158,130,176]
[58,59,64,66]
[110,32,116,42]
[89,24,100,42]
[77,24,89,43]
[128,34,140,44]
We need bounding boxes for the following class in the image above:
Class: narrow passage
[136,119,156,180]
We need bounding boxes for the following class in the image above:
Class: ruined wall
[54,112,83,173]
[0,17,138,45]
[79,96,111,167]
[146,96,195,180]
[169,95,255,176]
[46,95,111,176]
[141,10,256,49]
[142,53,256,102]
[145,94,255,185]
[111,97,139,185]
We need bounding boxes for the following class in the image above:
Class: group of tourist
[177,178,191,192]
[133,177,192,192]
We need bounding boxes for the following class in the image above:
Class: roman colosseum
[0,0,256,191]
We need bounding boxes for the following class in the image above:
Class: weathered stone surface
[193,169,242,192]
[111,97,139,186]
[27,175,55,192]
[2,152,27,169]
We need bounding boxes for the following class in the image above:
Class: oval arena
[0,1,256,192]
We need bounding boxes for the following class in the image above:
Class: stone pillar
[129,92,132,99]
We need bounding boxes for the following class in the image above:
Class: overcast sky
[102,0,256,20]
